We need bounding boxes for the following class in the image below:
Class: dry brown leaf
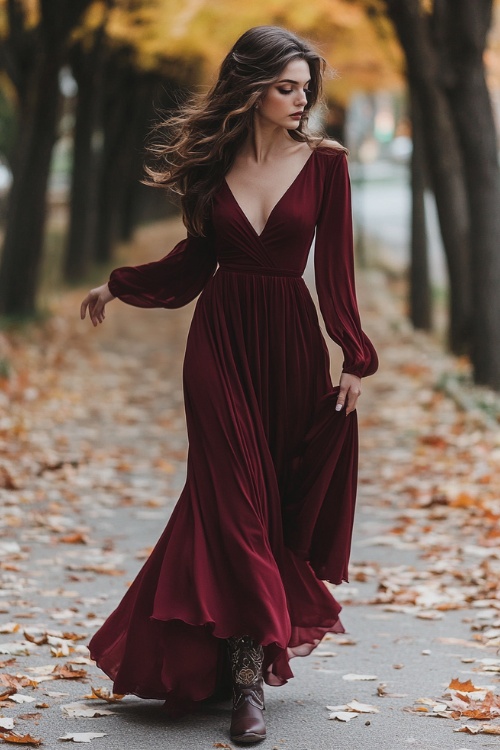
[0,733,43,746]
[66,565,124,576]
[61,633,87,642]
[51,664,87,680]
[455,724,500,734]
[58,533,87,545]
[23,633,47,646]
[87,687,124,703]
[448,678,480,692]
[452,691,500,720]
[0,676,36,690]
[0,689,17,700]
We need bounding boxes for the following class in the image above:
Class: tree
[408,87,432,331]
[0,0,93,316]
[381,0,472,355]
[431,0,500,386]
[379,0,500,387]
[64,2,111,283]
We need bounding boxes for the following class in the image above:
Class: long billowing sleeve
[314,151,378,378]
[108,224,217,309]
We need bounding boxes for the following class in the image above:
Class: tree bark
[409,86,432,331]
[383,0,471,354]
[93,63,173,263]
[433,0,500,387]
[118,74,161,243]
[93,56,137,264]
[0,0,93,316]
[64,31,107,283]
[117,72,184,240]
[0,51,61,315]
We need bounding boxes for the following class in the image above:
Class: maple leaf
[448,678,480,692]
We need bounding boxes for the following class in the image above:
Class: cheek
[265,92,287,114]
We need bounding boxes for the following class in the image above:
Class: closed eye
[278,88,311,95]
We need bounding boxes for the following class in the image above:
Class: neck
[239,120,295,164]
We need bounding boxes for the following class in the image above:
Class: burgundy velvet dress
[88,145,378,713]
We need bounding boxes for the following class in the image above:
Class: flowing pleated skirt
[88,268,359,713]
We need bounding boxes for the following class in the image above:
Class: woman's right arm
[80,229,217,325]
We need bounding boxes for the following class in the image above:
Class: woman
[81,25,378,745]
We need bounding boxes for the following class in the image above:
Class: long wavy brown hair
[145,26,334,236]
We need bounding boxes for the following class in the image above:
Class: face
[256,58,311,129]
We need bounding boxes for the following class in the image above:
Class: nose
[295,90,307,108]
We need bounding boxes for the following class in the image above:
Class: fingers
[336,374,362,416]
[80,294,91,320]
[89,298,104,326]
[345,384,361,415]
[335,386,349,413]
[81,291,106,327]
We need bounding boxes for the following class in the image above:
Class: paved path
[0,219,499,749]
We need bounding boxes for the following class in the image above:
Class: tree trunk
[0,0,93,315]
[93,59,136,264]
[118,72,180,241]
[384,0,471,354]
[118,75,159,243]
[63,34,107,283]
[433,0,500,387]
[0,51,61,315]
[409,86,432,330]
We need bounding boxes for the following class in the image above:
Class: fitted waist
[218,264,303,278]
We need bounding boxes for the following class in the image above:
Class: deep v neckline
[224,148,316,238]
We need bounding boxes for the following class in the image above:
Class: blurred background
[1,0,500,388]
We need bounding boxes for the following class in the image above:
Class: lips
[290,112,303,116]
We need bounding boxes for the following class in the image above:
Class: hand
[336,372,362,416]
[80,283,115,327]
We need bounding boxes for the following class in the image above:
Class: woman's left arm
[314,149,379,413]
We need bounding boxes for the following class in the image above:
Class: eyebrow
[277,79,311,84]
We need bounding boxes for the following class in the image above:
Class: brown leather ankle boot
[227,635,266,744]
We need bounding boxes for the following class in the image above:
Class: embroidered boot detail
[227,636,266,743]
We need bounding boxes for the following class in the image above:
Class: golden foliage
[0,0,403,99]
[102,0,402,101]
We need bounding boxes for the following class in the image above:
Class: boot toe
[230,701,266,744]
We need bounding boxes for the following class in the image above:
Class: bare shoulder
[313,138,349,157]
